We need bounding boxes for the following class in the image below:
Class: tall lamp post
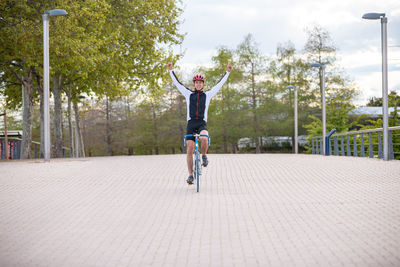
[310,63,326,155]
[43,9,68,162]
[287,85,298,154]
[362,13,389,161]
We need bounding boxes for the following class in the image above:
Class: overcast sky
[174,0,400,106]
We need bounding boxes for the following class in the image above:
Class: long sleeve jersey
[169,70,230,122]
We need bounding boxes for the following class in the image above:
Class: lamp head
[44,9,68,16]
[362,13,385,20]
[310,63,324,68]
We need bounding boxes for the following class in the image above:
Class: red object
[8,142,12,159]
[192,74,204,82]
[0,141,12,159]
[196,92,199,119]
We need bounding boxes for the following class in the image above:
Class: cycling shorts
[186,119,208,141]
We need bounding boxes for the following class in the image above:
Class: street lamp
[362,12,389,161]
[43,9,67,162]
[286,85,298,154]
[310,63,326,155]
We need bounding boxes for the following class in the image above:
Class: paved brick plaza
[0,154,399,267]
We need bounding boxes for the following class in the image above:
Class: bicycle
[184,133,210,192]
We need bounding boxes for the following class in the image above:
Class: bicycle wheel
[195,150,200,192]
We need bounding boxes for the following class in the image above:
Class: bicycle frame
[184,134,210,192]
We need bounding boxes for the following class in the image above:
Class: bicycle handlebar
[184,134,209,138]
[183,134,210,146]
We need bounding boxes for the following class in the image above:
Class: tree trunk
[231,143,237,154]
[106,97,112,156]
[286,85,294,153]
[222,87,228,153]
[151,103,159,155]
[73,100,85,157]
[79,106,85,158]
[21,70,34,159]
[287,66,295,153]
[3,110,8,160]
[39,81,45,158]
[52,75,63,158]
[251,65,260,154]
[32,70,45,159]
[223,130,228,153]
[67,90,74,157]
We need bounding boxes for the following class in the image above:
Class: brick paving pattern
[0,154,399,266]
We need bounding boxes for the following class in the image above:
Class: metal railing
[311,126,400,160]
[0,138,69,160]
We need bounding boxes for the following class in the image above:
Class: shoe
[187,175,194,185]
[202,155,208,167]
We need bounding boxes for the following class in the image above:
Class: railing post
[360,133,365,157]
[15,140,19,159]
[378,131,383,159]
[389,130,394,160]
[353,134,357,157]
[312,138,315,154]
[325,129,336,156]
[369,132,373,158]
[12,140,16,159]
[1,140,4,160]
[325,136,329,155]
[347,134,351,156]
[316,138,319,154]
[18,140,21,159]
[34,144,38,159]
[8,140,11,159]
[334,136,338,155]
[320,139,323,155]
[341,136,345,156]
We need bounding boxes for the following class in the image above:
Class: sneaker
[187,175,194,185]
[202,155,208,167]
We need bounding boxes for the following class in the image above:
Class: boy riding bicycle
[167,62,232,184]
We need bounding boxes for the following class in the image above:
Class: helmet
[192,74,205,83]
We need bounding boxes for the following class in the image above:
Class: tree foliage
[1,0,184,157]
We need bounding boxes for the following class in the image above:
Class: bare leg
[200,130,209,156]
[186,140,194,175]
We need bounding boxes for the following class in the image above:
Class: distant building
[0,130,22,139]
[238,135,308,149]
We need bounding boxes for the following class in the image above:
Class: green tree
[201,47,243,153]
[1,0,184,158]
[236,34,268,153]
[268,41,311,152]
[303,26,361,148]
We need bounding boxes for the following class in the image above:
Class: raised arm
[206,64,232,98]
[168,62,191,98]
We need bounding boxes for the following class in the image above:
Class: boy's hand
[227,64,232,72]
[167,62,173,70]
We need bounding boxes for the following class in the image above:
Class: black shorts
[186,119,208,141]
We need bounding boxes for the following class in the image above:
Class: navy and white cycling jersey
[169,70,230,122]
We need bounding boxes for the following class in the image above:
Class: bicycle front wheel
[195,151,200,192]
